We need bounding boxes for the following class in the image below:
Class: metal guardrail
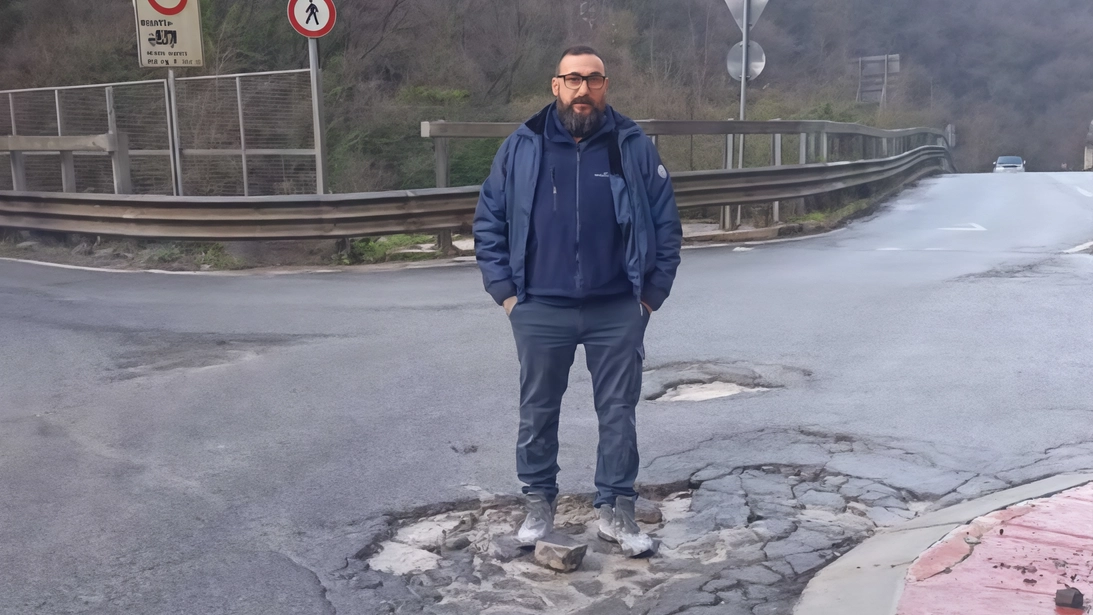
[422,119,954,234]
[421,119,949,141]
[0,144,953,240]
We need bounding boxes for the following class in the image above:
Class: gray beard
[558,103,605,139]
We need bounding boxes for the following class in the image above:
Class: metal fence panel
[246,155,317,196]
[1,69,315,197]
[2,82,173,195]
[181,155,245,197]
[0,157,10,191]
[10,90,58,136]
[176,70,315,196]
[24,154,63,192]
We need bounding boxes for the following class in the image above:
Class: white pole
[737,0,750,169]
[739,0,750,121]
[167,69,184,196]
[309,37,328,195]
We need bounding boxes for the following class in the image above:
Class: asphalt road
[2,173,1092,614]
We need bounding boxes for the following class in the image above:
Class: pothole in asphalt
[335,463,933,615]
[642,361,809,402]
[657,381,769,402]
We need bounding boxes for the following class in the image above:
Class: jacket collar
[520,102,640,141]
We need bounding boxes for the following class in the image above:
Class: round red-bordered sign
[148,0,188,16]
[288,0,337,38]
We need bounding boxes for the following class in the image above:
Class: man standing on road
[473,46,683,558]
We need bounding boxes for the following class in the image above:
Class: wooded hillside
[2,0,1092,190]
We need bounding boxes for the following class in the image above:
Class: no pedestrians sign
[133,0,205,68]
[288,0,337,38]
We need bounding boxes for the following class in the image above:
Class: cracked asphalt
[2,173,1093,614]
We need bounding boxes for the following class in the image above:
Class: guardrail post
[820,131,828,163]
[799,133,807,165]
[9,149,26,191]
[434,134,453,252]
[112,133,133,195]
[721,132,734,230]
[106,87,132,195]
[8,93,26,191]
[55,90,76,193]
[773,133,782,223]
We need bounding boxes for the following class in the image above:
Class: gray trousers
[509,295,649,508]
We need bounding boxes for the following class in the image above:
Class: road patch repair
[316,431,1093,615]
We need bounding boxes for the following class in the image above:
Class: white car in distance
[993,156,1026,173]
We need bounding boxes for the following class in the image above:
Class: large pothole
[319,428,1051,615]
[337,466,928,615]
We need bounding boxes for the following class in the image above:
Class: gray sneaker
[515,493,555,547]
[597,496,656,557]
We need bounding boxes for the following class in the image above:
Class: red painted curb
[899,484,1093,614]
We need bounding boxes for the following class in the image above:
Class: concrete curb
[793,473,1093,615]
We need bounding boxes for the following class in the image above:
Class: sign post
[739,0,750,123]
[724,0,769,167]
[134,0,203,196]
[288,0,336,195]
[133,0,205,68]
[724,0,771,228]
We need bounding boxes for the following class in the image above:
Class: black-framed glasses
[556,73,607,90]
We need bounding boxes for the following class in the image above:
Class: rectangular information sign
[133,0,204,68]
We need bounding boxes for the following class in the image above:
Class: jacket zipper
[575,145,583,291]
[551,167,558,212]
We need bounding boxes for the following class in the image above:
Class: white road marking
[1063,241,1093,254]
[938,223,986,231]
[0,257,342,276]
[0,258,150,274]
[742,228,847,246]
[877,248,902,251]
[1076,187,1093,198]
[733,247,755,252]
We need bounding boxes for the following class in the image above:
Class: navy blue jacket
[473,103,683,311]
[525,104,630,301]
